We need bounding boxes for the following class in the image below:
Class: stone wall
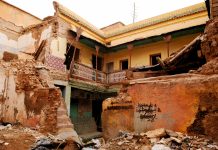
[102,74,218,141]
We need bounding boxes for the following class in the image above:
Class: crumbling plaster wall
[0,17,22,57]
[102,74,218,141]
[0,60,63,133]
[0,17,55,60]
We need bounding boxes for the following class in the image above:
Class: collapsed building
[0,0,218,149]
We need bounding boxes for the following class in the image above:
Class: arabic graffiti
[136,103,161,122]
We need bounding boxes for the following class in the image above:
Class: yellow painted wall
[52,33,200,72]
[77,43,104,68]
[107,12,207,46]
[104,33,200,71]
[0,1,41,27]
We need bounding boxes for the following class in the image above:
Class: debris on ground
[81,128,218,150]
[0,124,81,150]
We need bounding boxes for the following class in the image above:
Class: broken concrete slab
[152,144,171,150]
[145,128,166,138]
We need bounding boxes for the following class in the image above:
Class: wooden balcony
[71,62,126,84]
[107,70,126,84]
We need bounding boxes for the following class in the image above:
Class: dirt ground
[0,125,43,150]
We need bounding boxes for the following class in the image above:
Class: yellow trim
[106,11,208,42]
[59,14,106,44]
[59,11,207,45]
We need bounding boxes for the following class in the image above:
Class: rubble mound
[201,18,218,61]
[99,128,218,150]
[0,124,80,150]
[195,57,218,75]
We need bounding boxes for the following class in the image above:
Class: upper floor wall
[54,2,208,47]
[104,32,201,72]
[0,16,53,60]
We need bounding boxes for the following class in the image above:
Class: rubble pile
[98,128,218,150]
[0,59,49,92]
[0,123,79,150]
[195,57,218,75]
[201,18,218,61]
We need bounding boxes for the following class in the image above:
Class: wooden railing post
[95,46,99,82]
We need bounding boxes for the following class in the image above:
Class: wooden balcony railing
[72,62,96,81]
[107,71,126,84]
[71,62,127,84]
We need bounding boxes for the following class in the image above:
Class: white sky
[5,0,204,28]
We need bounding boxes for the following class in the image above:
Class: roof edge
[53,1,207,39]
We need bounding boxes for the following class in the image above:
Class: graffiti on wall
[136,103,161,122]
[107,105,133,110]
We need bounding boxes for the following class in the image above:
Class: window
[106,62,114,73]
[92,55,103,71]
[120,59,128,70]
[150,53,161,65]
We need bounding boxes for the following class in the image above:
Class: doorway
[92,55,103,71]
[106,62,114,73]
[150,53,161,65]
[120,59,129,70]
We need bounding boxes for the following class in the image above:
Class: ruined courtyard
[0,0,218,149]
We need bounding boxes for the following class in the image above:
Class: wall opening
[92,55,103,71]
[150,53,161,65]
[54,84,65,99]
[70,88,117,138]
[106,62,114,73]
[120,59,128,70]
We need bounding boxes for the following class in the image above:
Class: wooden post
[95,46,99,82]
[69,27,82,77]
[167,42,170,57]
[163,34,172,57]
[127,44,133,68]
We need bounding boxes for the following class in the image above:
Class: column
[64,85,71,115]
[127,44,133,68]
[163,34,172,57]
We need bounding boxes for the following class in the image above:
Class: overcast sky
[5,0,204,28]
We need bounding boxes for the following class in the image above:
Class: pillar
[163,34,172,57]
[64,85,71,115]
[127,44,133,68]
